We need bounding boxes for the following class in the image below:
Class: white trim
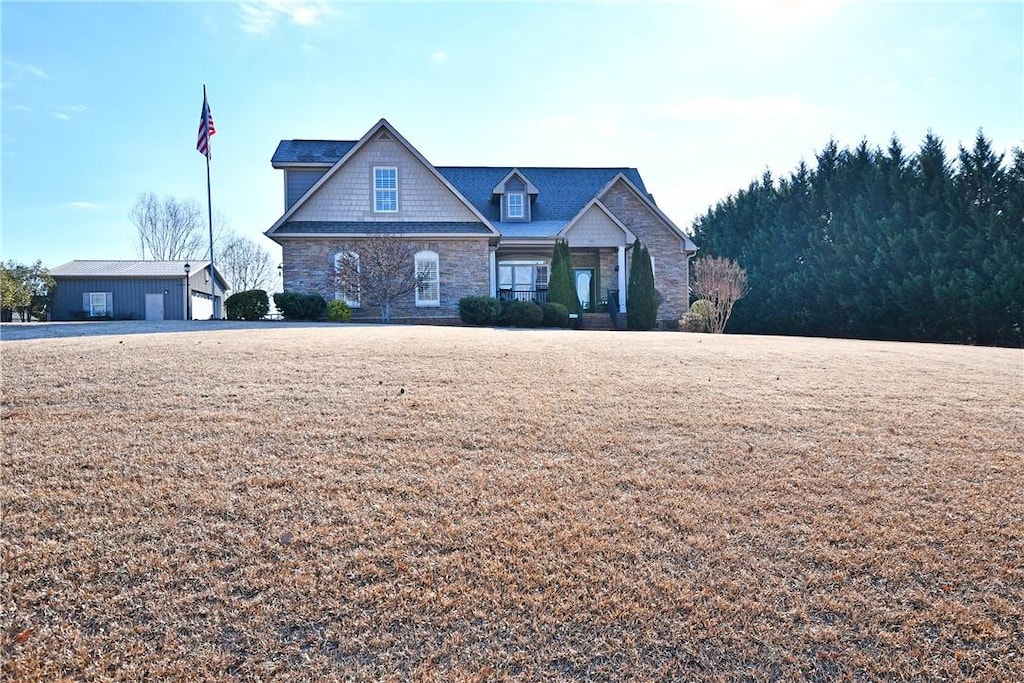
[373,166,398,213]
[558,198,636,245]
[266,119,500,237]
[490,169,539,195]
[414,250,440,307]
[595,173,699,252]
[488,249,497,298]
[270,232,491,239]
[507,192,525,219]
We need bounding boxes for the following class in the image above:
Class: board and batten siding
[285,169,329,209]
[52,278,187,321]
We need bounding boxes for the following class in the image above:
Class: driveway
[0,320,343,341]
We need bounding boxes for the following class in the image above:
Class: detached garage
[50,260,230,321]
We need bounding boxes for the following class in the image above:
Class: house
[266,119,698,326]
[50,260,230,321]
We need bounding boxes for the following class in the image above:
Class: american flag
[196,91,216,159]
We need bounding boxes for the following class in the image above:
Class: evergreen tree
[627,239,657,330]
[547,239,579,313]
[690,130,1021,347]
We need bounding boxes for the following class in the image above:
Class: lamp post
[184,262,191,321]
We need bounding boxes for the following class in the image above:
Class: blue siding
[52,278,188,321]
[286,169,328,208]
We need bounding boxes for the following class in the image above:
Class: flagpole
[203,84,216,318]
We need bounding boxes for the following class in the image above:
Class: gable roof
[490,168,540,195]
[268,125,697,248]
[266,119,499,237]
[595,173,699,252]
[51,260,231,289]
[558,199,636,244]
[437,166,648,227]
[272,140,357,166]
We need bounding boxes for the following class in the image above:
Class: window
[83,292,111,317]
[374,166,398,212]
[415,250,440,307]
[498,260,547,292]
[507,192,525,219]
[334,251,361,307]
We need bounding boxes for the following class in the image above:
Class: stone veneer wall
[600,181,690,323]
[280,237,491,321]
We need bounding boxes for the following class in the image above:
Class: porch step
[579,312,617,331]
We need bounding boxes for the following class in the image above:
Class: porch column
[617,245,626,313]
[488,248,497,298]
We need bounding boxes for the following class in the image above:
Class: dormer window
[507,192,525,219]
[492,169,538,222]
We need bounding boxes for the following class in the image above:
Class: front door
[144,293,164,321]
[574,268,594,311]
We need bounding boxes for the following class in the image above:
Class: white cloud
[6,61,49,79]
[429,50,449,65]
[68,104,88,112]
[11,105,31,112]
[238,1,329,34]
[70,201,101,210]
[54,113,69,120]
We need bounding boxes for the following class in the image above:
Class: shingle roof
[274,221,493,235]
[272,140,358,165]
[269,141,651,226]
[437,167,648,225]
[51,260,218,278]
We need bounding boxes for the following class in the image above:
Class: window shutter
[82,293,90,313]
[106,292,113,314]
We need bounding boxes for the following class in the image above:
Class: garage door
[191,294,213,320]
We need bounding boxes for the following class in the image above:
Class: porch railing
[498,288,549,304]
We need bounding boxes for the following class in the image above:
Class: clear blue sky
[2,1,1021,268]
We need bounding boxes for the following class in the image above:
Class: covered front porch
[489,243,628,314]
[489,197,635,314]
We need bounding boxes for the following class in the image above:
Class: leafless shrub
[692,256,749,333]
[333,234,426,323]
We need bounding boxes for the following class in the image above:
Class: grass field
[2,326,1022,680]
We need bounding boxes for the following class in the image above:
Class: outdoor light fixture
[184,262,192,321]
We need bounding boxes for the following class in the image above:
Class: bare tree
[130,192,227,260]
[692,256,749,333]
[218,233,276,292]
[334,234,426,323]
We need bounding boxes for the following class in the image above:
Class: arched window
[334,251,360,307]
[414,250,439,307]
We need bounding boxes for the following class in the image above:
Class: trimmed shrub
[541,301,569,328]
[459,295,501,326]
[627,240,658,330]
[680,299,713,332]
[326,299,351,322]
[502,300,544,328]
[548,239,580,313]
[225,289,270,321]
[273,291,327,321]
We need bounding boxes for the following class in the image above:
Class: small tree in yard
[692,256,749,333]
[627,239,657,330]
[1,260,54,322]
[335,234,426,323]
[547,239,580,313]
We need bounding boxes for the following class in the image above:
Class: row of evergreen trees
[691,132,1023,346]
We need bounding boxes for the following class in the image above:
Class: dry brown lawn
[2,326,1022,681]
